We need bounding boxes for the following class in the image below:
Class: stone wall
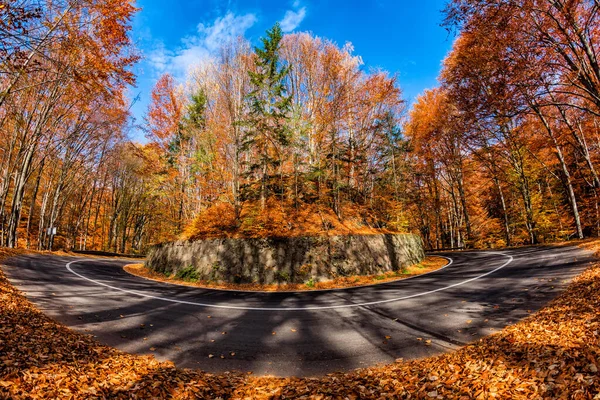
[146,234,424,285]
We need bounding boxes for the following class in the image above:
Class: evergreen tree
[243,23,292,209]
[186,90,208,132]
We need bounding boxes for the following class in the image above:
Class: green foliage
[175,265,200,282]
[208,263,224,281]
[193,137,216,166]
[242,23,292,203]
[166,128,183,167]
[275,270,290,282]
[186,89,208,131]
[305,277,316,288]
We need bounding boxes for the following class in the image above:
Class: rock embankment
[146,234,424,285]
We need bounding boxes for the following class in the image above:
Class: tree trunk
[25,160,45,248]
[533,105,584,239]
[494,176,511,246]
[5,141,38,248]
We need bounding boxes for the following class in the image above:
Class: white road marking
[65,253,513,311]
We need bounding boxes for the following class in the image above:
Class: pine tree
[243,23,292,210]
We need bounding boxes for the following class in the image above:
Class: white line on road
[65,253,513,311]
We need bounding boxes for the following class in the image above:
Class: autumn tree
[0,0,138,248]
[419,0,600,246]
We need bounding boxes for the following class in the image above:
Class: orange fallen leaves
[0,246,598,398]
[182,201,405,241]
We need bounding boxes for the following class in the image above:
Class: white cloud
[147,12,257,80]
[280,6,306,32]
[196,12,257,53]
[147,42,173,74]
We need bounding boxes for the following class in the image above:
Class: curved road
[2,246,595,377]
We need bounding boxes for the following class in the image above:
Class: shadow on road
[1,244,595,376]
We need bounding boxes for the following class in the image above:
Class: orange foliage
[145,74,185,151]
[183,199,404,241]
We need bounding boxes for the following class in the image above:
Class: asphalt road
[2,246,595,377]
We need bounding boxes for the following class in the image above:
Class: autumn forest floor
[0,244,599,398]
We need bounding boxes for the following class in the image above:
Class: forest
[1,0,599,253]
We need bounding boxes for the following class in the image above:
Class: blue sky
[128,0,454,142]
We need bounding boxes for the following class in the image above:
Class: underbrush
[182,200,407,241]
[174,265,201,282]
